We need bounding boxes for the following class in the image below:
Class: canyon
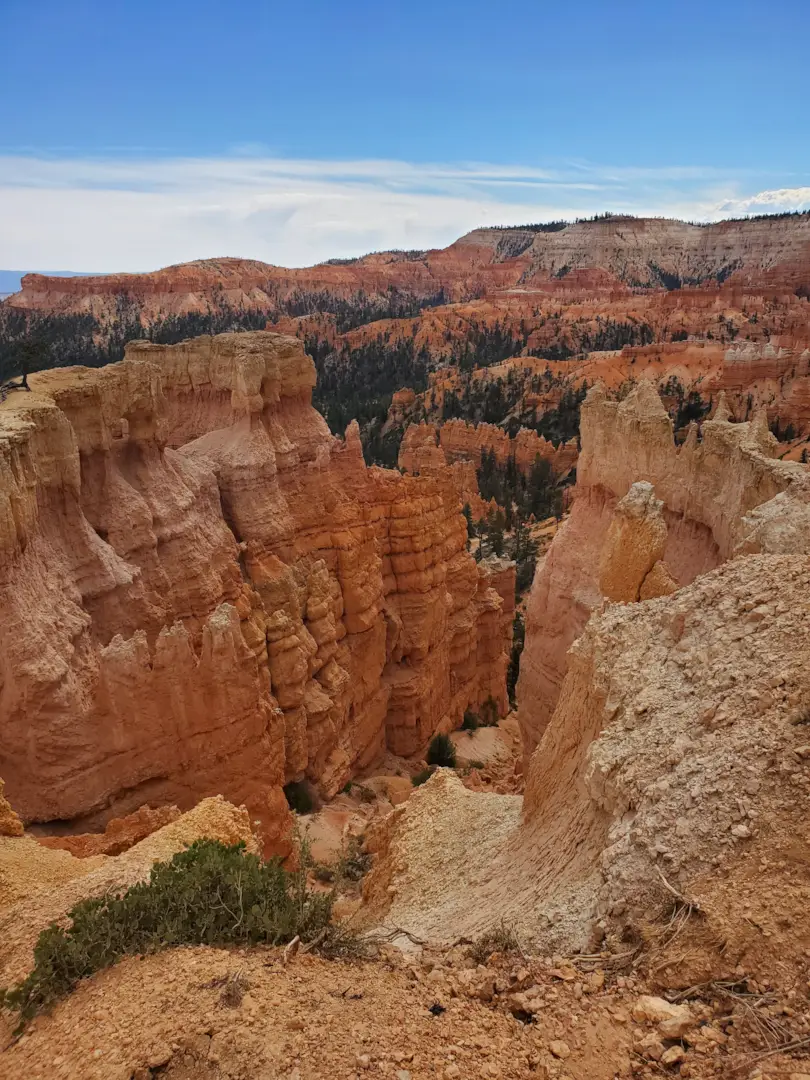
[364,380,810,968]
[0,331,512,851]
[8,214,810,320]
[2,216,810,1079]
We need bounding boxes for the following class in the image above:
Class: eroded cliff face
[0,332,511,844]
[516,381,808,756]
[10,214,810,320]
[363,481,810,981]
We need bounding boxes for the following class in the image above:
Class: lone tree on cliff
[1,336,48,392]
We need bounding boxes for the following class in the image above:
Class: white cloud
[0,154,805,272]
[714,187,810,216]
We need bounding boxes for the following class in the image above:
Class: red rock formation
[38,804,181,857]
[397,418,577,522]
[0,333,512,848]
[439,419,577,476]
[397,422,494,520]
[9,215,810,321]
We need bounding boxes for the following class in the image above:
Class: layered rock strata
[0,333,510,844]
[10,214,810,319]
[516,382,808,755]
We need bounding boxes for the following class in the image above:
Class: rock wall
[363,480,810,976]
[715,338,810,433]
[0,332,511,845]
[11,214,810,319]
[398,422,493,521]
[438,419,578,476]
[516,381,808,756]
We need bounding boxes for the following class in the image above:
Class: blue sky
[1,0,809,271]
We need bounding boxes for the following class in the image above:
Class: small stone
[549,1041,571,1060]
[445,1066,461,1079]
[396,1072,412,1080]
[147,1043,173,1069]
[635,1035,665,1061]
[633,995,694,1039]
[356,1054,371,1069]
[731,824,752,839]
[661,1045,685,1066]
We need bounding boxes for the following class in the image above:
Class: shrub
[470,760,486,770]
[426,733,457,768]
[284,780,314,814]
[0,839,343,1031]
[337,835,372,882]
[411,766,435,787]
[461,710,480,733]
[470,922,522,964]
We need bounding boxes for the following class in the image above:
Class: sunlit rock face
[0,332,511,849]
[516,381,808,758]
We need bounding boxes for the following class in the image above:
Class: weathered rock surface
[38,804,181,858]
[0,333,510,846]
[598,482,668,603]
[516,380,807,755]
[364,553,810,965]
[0,778,23,837]
[10,215,810,319]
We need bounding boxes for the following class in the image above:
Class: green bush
[0,839,341,1031]
[411,766,435,787]
[461,710,480,733]
[337,835,372,882]
[426,733,457,768]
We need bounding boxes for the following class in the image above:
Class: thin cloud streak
[0,154,807,272]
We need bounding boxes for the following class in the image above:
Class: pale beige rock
[632,996,693,1037]
[517,379,807,756]
[661,1046,686,1066]
[363,554,810,961]
[599,482,668,603]
[639,560,679,600]
[0,778,24,837]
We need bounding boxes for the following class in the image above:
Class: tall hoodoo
[0,332,511,844]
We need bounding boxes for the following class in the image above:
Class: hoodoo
[0,332,512,848]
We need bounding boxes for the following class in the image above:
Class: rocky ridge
[0,332,511,847]
[362,386,810,979]
[8,215,810,321]
[516,381,808,753]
